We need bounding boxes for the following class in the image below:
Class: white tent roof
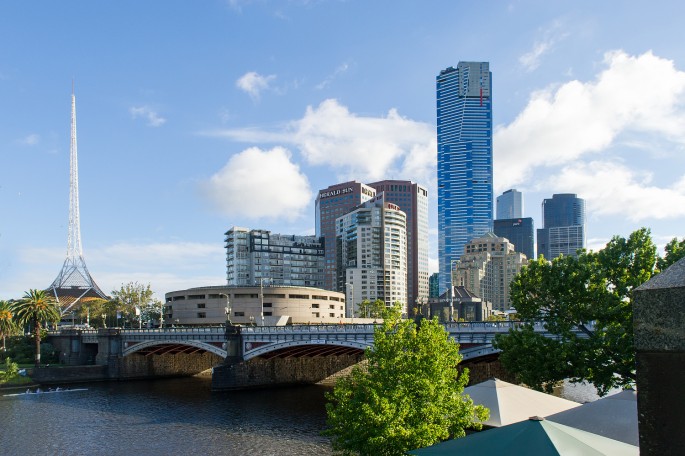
[545,388,638,446]
[464,378,581,427]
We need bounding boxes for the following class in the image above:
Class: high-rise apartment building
[494,218,535,261]
[316,181,376,291]
[437,61,493,295]
[537,194,586,260]
[453,232,527,311]
[368,180,429,313]
[225,227,324,287]
[335,194,408,316]
[496,189,523,219]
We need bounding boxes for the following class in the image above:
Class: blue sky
[2,1,684,300]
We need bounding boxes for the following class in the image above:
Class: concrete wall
[32,365,108,385]
[212,353,364,390]
[116,352,223,379]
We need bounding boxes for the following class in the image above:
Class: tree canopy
[657,237,685,271]
[324,316,487,455]
[11,289,61,366]
[494,228,659,396]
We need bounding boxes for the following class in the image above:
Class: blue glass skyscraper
[437,62,493,294]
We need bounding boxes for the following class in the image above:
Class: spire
[47,85,107,313]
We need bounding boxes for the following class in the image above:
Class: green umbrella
[407,417,638,455]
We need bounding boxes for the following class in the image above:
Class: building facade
[429,272,440,299]
[437,61,493,296]
[335,194,408,316]
[367,180,429,314]
[453,232,527,311]
[225,227,324,288]
[493,217,535,261]
[537,193,586,260]
[496,189,523,219]
[164,285,346,326]
[316,181,376,291]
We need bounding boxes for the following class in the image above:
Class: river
[0,377,334,456]
[0,376,611,456]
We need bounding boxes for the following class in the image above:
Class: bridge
[47,321,584,390]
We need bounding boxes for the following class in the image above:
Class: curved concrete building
[164,285,346,326]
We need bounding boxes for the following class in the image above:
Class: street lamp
[345,282,354,323]
[160,301,165,329]
[219,292,231,326]
[101,313,107,329]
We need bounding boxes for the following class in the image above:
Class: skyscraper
[537,193,586,260]
[437,62,493,294]
[493,218,535,261]
[496,189,523,219]
[367,180,429,313]
[316,181,376,291]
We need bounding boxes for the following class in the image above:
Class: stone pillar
[633,257,685,455]
[95,328,122,378]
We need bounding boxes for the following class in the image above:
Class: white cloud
[496,50,685,191]
[17,133,40,145]
[130,106,167,127]
[542,161,685,222]
[315,62,350,90]
[205,99,436,186]
[236,71,276,100]
[202,146,312,220]
[519,20,569,72]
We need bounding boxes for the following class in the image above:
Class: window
[197,312,206,318]
[235,312,245,317]
[197,303,206,309]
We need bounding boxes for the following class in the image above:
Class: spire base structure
[47,85,108,315]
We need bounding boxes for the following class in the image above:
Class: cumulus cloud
[203,146,312,220]
[236,71,276,100]
[130,106,167,127]
[206,99,436,185]
[496,50,685,192]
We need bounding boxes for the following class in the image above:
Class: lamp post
[219,292,231,326]
[101,313,106,329]
[345,282,354,323]
[160,301,165,329]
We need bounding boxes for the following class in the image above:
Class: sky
[2,0,685,300]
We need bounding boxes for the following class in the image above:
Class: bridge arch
[122,339,228,358]
[243,339,371,361]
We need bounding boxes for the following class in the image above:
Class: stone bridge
[47,321,585,390]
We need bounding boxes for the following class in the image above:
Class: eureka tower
[437,62,493,294]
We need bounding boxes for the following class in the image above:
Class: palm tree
[11,289,61,366]
[0,300,15,351]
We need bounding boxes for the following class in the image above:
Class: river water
[0,376,611,456]
[0,377,334,456]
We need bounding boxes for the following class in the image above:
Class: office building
[429,273,439,299]
[316,181,376,290]
[225,227,324,288]
[494,217,535,260]
[537,194,586,260]
[335,194,408,316]
[453,232,527,311]
[368,180,429,313]
[437,61,493,295]
[496,189,523,219]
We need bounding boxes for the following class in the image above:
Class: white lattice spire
[48,84,107,312]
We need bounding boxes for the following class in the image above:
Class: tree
[494,228,657,396]
[110,282,155,328]
[657,237,685,271]
[11,289,61,366]
[357,299,387,319]
[324,316,487,455]
[0,300,17,351]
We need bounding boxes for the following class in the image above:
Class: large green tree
[494,228,658,396]
[110,282,156,328]
[11,289,61,366]
[324,316,487,455]
[0,300,17,351]
[657,237,685,270]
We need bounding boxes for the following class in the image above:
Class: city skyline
[2,1,685,300]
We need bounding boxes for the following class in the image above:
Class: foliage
[107,282,163,328]
[357,299,387,319]
[0,300,19,351]
[3,336,58,365]
[494,228,657,396]
[11,289,61,366]
[1,357,19,382]
[324,316,487,455]
[657,237,685,271]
